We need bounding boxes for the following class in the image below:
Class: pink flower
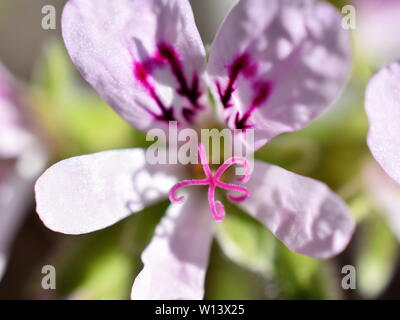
[0,64,33,159]
[0,62,46,280]
[35,0,355,299]
[366,62,400,185]
[363,62,400,296]
[354,0,400,67]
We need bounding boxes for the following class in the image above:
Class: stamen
[168,143,251,222]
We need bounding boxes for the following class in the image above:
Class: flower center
[169,143,251,221]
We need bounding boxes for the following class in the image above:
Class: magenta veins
[134,44,273,130]
[217,54,273,130]
[169,143,251,221]
[133,43,203,124]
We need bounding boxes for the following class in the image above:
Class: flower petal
[355,0,400,67]
[239,161,354,259]
[35,149,182,234]
[0,162,29,280]
[366,62,400,185]
[62,0,208,130]
[0,161,18,280]
[0,63,33,159]
[207,0,351,148]
[131,191,213,300]
[0,99,33,159]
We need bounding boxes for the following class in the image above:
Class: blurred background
[1,0,400,299]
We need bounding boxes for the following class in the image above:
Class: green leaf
[326,0,348,10]
[205,243,267,300]
[33,38,75,97]
[215,201,275,276]
[274,243,339,299]
[348,191,374,224]
[70,248,133,300]
[55,201,168,300]
[55,224,133,300]
[255,136,320,176]
[356,212,398,298]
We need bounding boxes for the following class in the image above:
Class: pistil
[169,143,251,221]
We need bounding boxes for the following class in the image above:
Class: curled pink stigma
[169,144,251,222]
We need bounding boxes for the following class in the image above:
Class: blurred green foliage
[55,201,169,300]
[356,212,398,298]
[31,39,148,159]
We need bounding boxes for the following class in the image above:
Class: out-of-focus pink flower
[35,0,354,299]
[0,62,47,280]
[0,64,33,159]
[365,62,400,185]
[355,0,400,67]
[365,59,400,241]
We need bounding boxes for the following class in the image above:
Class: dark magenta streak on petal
[234,112,253,130]
[182,108,195,124]
[133,61,175,122]
[235,81,273,130]
[132,43,204,124]
[216,54,272,130]
[252,82,271,106]
[157,43,203,111]
[217,54,253,109]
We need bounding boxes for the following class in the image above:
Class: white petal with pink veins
[207,0,351,149]
[62,0,208,131]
